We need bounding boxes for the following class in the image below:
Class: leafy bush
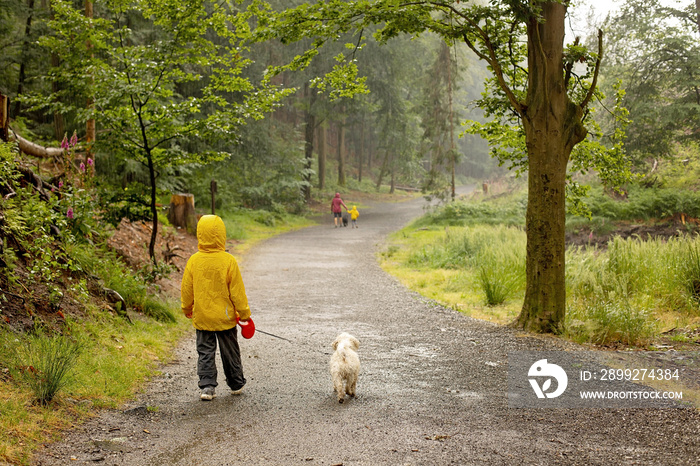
[97,183,152,227]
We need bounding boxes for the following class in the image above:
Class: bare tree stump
[168,193,197,235]
[0,94,9,142]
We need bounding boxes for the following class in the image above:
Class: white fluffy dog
[330,333,360,403]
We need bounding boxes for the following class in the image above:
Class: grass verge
[380,196,700,348]
[0,310,189,465]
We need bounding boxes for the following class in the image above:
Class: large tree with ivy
[255,0,632,333]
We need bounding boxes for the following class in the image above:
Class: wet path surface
[34,196,700,465]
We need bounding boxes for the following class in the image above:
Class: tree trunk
[0,95,9,142]
[168,193,197,236]
[317,124,326,189]
[337,120,346,186]
[303,83,316,202]
[515,2,587,333]
[446,42,456,201]
[85,0,95,160]
[358,119,364,183]
[146,150,159,264]
[376,149,390,190]
[49,5,64,141]
[390,166,395,194]
[15,0,35,117]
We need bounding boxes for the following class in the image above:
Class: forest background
[0,0,699,463]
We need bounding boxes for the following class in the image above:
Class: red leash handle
[236,317,255,339]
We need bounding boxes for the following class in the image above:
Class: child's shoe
[231,385,245,395]
[200,386,215,401]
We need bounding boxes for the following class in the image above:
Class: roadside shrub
[478,265,516,306]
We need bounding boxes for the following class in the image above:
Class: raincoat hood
[197,215,226,252]
[181,214,251,331]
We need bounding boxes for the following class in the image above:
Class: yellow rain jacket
[181,215,251,331]
[349,206,359,220]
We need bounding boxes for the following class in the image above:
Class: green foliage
[67,243,176,323]
[2,332,81,405]
[599,0,700,163]
[0,142,97,306]
[184,121,308,215]
[656,142,700,190]
[25,0,295,262]
[97,183,153,227]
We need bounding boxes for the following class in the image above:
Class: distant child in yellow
[348,206,359,228]
[181,215,250,401]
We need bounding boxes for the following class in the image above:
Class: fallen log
[10,130,64,159]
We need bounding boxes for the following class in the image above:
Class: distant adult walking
[330,192,348,228]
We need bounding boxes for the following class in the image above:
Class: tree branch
[580,29,603,110]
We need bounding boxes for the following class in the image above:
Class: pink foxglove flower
[67,207,74,219]
[79,162,86,173]
[61,136,69,150]
[58,181,64,189]
[70,132,78,147]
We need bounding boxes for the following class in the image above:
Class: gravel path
[33,195,700,465]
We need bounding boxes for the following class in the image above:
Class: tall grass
[386,200,700,346]
[2,333,81,405]
[565,235,700,345]
[406,224,526,306]
[566,299,656,346]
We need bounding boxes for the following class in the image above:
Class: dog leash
[255,329,292,343]
[237,318,293,343]
[238,318,333,354]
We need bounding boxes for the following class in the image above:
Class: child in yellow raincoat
[181,215,251,400]
[348,205,360,228]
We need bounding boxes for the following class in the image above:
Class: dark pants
[196,327,246,390]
